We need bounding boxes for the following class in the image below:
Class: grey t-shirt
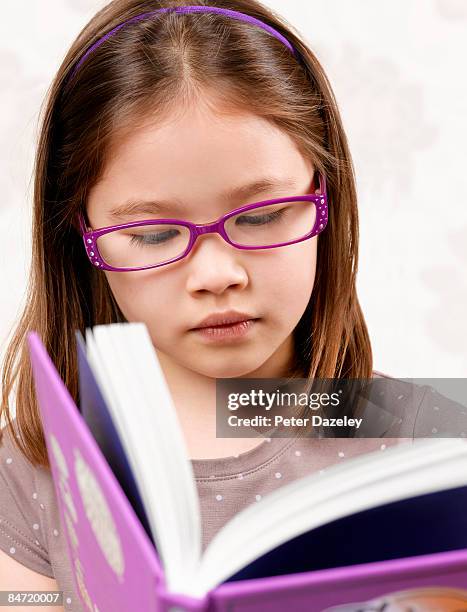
[1,373,466,611]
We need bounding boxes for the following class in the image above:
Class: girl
[0,1,455,610]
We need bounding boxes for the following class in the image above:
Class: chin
[192,358,266,379]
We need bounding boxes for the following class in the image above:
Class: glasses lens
[224,200,317,247]
[96,223,191,269]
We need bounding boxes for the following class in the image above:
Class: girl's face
[87,101,318,379]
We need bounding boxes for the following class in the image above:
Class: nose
[185,232,249,295]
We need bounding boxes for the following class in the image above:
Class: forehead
[103,104,308,180]
[87,103,313,220]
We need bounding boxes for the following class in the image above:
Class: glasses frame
[78,173,328,272]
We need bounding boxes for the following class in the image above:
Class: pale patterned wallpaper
[0,0,466,381]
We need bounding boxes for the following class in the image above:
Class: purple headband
[68,5,300,82]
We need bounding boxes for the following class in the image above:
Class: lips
[192,318,258,341]
[192,310,257,330]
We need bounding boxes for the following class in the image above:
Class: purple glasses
[79,173,328,272]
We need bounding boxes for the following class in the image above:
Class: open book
[27,323,467,612]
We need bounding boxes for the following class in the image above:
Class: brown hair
[0,0,372,468]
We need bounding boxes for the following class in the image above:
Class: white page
[118,323,202,584]
[86,324,181,586]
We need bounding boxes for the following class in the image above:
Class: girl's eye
[129,228,180,246]
[235,208,287,226]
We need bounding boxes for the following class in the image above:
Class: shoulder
[357,370,425,437]
[0,423,37,499]
[412,383,467,438]
[0,422,53,577]
[0,423,38,511]
[369,371,467,438]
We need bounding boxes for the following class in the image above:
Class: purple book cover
[27,330,467,612]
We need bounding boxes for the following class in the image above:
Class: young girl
[1,1,459,610]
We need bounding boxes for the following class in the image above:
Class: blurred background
[0,0,466,378]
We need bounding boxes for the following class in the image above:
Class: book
[26,323,467,612]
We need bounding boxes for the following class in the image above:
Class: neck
[155,339,298,459]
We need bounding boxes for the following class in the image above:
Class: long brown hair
[0,0,372,467]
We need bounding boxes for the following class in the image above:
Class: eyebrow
[107,176,299,221]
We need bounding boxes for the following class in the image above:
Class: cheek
[259,239,317,306]
[103,270,173,324]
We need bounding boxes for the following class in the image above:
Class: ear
[317,173,327,196]
[310,171,324,194]
[310,174,317,193]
